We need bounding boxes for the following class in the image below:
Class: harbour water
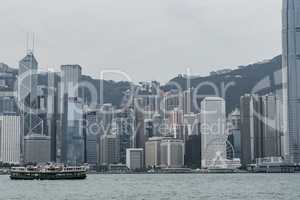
[0,174,299,200]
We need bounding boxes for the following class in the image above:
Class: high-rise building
[36,72,59,162]
[97,134,120,166]
[63,97,84,164]
[282,0,300,164]
[185,135,201,169]
[259,95,282,158]
[240,94,283,167]
[18,53,38,112]
[227,108,241,159]
[115,108,135,164]
[183,113,201,138]
[200,97,227,169]
[18,53,39,144]
[60,65,82,98]
[183,89,193,114]
[240,94,260,167]
[169,108,184,139]
[163,90,182,112]
[134,101,145,149]
[0,63,18,94]
[84,109,98,167]
[144,118,154,139]
[160,138,184,168]
[24,134,51,163]
[0,96,18,115]
[145,137,164,168]
[126,148,144,170]
[0,115,21,164]
[0,63,18,115]
[59,65,84,164]
[98,104,114,134]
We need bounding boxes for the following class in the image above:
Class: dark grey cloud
[0,0,281,83]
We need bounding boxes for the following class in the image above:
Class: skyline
[0,0,281,83]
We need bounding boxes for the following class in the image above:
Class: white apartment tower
[200,97,227,168]
[0,115,21,164]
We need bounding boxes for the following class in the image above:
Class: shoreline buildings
[240,94,283,167]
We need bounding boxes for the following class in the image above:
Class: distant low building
[126,148,144,170]
[24,134,51,164]
[0,115,21,164]
[145,137,164,168]
[97,134,120,166]
[160,138,184,168]
[185,135,201,169]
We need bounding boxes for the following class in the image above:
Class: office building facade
[24,134,51,163]
[200,97,227,168]
[97,134,120,166]
[145,137,164,168]
[282,0,300,164]
[126,148,144,170]
[160,138,184,168]
[0,115,21,164]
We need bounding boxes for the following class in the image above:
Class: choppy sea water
[0,174,299,200]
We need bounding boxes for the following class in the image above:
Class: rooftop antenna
[32,32,35,54]
[26,32,36,55]
[26,32,29,55]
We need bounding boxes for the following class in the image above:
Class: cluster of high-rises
[0,57,233,170]
[1,0,300,171]
[0,49,298,171]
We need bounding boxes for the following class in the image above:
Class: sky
[0,0,282,83]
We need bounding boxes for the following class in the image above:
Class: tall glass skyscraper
[282,0,300,164]
[18,53,39,136]
[60,65,84,164]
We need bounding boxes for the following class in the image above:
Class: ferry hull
[10,172,87,180]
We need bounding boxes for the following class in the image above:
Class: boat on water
[10,164,87,180]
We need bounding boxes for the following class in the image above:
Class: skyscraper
[227,108,241,159]
[83,109,98,167]
[240,94,283,167]
[97,134,120,166]
[169,108,184,139]
[115,108,135,164]
[59,65,84,164]
[259,95,282,158]
[282,0,300,164]
[185,135,201,169]
[160,138,184,168]
[18,53,38,111]
[18,53,39,139]
[200,97,227,169]
[240,94,258,167]
[0,115,21,164]
[63,97,84,164]
[36,72,59,162]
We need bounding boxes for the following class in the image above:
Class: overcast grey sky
[0,0,281,83]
